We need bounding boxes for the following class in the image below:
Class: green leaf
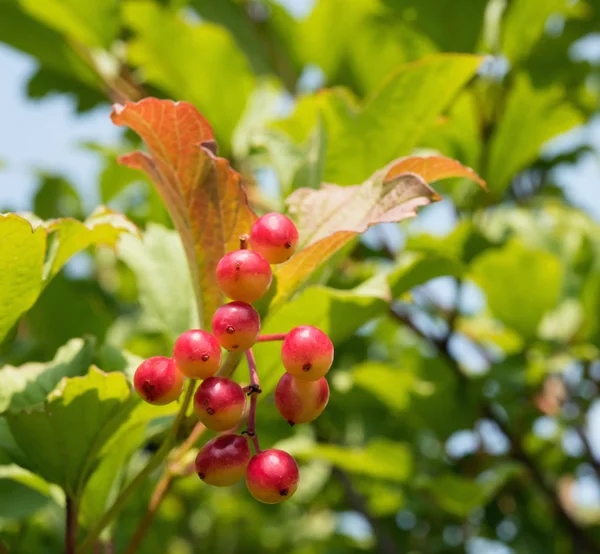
[44,207,138,281]
[299,439,412,482]
[122,2,256,149]
[0,465,59,519]
[274,54,483,185]
[388,254,465,299]
[487,75,583,197]
[190,0,273,75]
[352,362,418,414]
[0,214,46,342]
[257,279,389,394]
[421,464,522,517]
[33,174,84,220]
[501,0,585,64]
[0,337,95,415]
[18,0,118,49]
[0,2,100,88]
[6,368,138,497]
[118,224,198,342]
[470,239,564,339]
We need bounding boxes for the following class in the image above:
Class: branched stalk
[76,379,197,554]
[123,422,204,554]
[256,333,287,342]
[245,349,261,453]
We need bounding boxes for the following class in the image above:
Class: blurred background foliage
[1,0,600,553]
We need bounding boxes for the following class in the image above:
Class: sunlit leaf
[274,54,483,185]
[0,214,46,342]
[262,164,437,317]
[112,98,257,326]
[298,439,413,482]
[0,337,95,415]
[6,368,141,497]
[44,207,138,281]
[122,2,255,149]
[118,224,197,342]
[487,75,583,197]
[471,239,564,340]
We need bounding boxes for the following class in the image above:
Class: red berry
[211,301,260,351]
[216,250,272,303]
[193,377,246,431]
[173,329,222,379]
[133,356,184,405]
[281,326,334,381]
[195,434,251,487]
[246,449,299,503]
[249,212,299,264]
[274,373,329,425]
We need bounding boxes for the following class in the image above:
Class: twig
[390,306,600,553]
[65,496,78,554]
[332,468,398,554]
[217,351,243,379]
[76,380,198,554]
[256,333,287,342]
[245,349,261,453]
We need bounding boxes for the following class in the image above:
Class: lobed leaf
[0,337,95,415]
[111,98,257,326]
[44,207,138,281]
[6,368,146,497]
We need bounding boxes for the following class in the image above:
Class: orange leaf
[111,98,256,325]
[384,155,486,189]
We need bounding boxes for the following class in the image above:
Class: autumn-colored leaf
[261,162,438,316]
[384,155,486,189]
[111,98,257,326]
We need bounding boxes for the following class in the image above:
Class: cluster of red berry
[133,213,335,503]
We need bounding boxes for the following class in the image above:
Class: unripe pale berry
[211,301,260,351]
[216,250,272,303]
[173,329,222,379]
[193,377,246,431]
[195,434,251,487]
[274,373,329,425]
[281,325,334,381]
[246,449,299,503]
[249,212,299,264]
[133,356,184,405]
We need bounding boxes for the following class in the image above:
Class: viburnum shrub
[133,217,334,503]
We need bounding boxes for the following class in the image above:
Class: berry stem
[76,379,198,554]
[239,234,249,250]
[245,348,261,453]
[217,351,243,378]
[256,333,287,342]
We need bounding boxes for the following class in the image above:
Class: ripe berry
[274,373,329,425]
[173,329,222,379]
[133,356,184,405]
[193,377,246,431]
[249,212,299,264]
[211,301,260,351]
[195,434,251,487]
[281,325,334,381]
[216,250,272,303]
[246,449,299,503]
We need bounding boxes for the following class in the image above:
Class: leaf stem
[65,496,78,554]
[245,349,261,453]
[76,379,197,554]
[256,333,287,342]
